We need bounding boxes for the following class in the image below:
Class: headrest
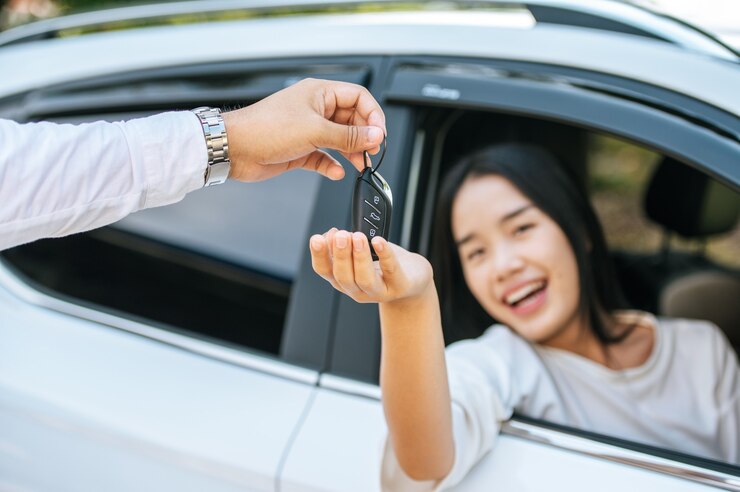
[644,157,739,238]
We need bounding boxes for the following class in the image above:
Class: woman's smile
[502,279,548,316]
[452,174,583,344]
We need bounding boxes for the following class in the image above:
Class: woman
[309,143,739,490]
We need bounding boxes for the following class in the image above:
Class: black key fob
[352,167,393,260]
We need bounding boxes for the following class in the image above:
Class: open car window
[375,56,740,472]
[0,59,370,364]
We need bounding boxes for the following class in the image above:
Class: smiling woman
[311,139,740,490]
[436,144,630,352]
[309,140,740,489]
[390,143,738,488]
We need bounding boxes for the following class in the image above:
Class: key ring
[363,136,387,175]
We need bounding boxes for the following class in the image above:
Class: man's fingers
[315,120,384,160]
[288,150,345,180]
[323,80,387,134]
[339,149,380,173]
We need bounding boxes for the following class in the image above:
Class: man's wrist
[191,106,231,187]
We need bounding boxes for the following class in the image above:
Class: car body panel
[280,377,725,491]
[0,12,738,114]
[0,274,316,491]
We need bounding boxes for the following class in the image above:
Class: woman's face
[451,174,583,344]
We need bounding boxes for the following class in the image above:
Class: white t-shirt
[381,312,740,491]
[0,112,206,251]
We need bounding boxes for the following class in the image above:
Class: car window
[114,173,320,280]
[0,72,333,360]
[588,133,740,269]
[1,145,320,357]
[406,103,740,469]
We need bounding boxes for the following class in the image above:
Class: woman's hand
[309,229,433,304]
[312,228,454,481]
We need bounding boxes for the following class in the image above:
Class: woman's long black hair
[430,143,630,345]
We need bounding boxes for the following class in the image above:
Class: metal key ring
[362,136,387,174]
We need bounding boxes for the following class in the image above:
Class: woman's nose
[491,242,525,283]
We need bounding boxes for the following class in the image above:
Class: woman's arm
[310,229,454,480]
[379,283,454,480]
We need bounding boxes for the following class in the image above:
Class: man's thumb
[318,121,384,153]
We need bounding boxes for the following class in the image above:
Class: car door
[0,58,378,491]
[279,52,740,491]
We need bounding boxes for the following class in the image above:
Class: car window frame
[0,55,390,374]
[329,54,740,383]
[323,54,740,482]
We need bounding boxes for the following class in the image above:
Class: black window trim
[330,54,740,383]
[326,55,740,479]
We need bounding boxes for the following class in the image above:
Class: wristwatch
[191,106,231,187]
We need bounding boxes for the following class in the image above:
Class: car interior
[409,107,740,354]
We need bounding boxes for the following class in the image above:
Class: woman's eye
[513,223,535,236]
[466,248,485,262]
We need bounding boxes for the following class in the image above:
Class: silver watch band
[191,106,231,187]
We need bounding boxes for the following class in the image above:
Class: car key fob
[352,167,393,260]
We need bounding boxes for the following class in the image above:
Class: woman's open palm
[310,229,433,304]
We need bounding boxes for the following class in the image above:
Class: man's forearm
[0,113,206,251]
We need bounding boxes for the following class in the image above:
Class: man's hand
[222,78,386,182]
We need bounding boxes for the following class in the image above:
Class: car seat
[641,157,740,348]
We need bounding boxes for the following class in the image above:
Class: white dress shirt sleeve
[0,111,207,251]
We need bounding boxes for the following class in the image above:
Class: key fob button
[352,168,393,260]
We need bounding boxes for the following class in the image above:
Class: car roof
[1,0,736,56]
[0,3,738,115]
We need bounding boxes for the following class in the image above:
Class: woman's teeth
[505,281,546,306]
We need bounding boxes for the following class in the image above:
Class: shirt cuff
[118,110,207,210]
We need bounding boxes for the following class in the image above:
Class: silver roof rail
[0,0,736,60]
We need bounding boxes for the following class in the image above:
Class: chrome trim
[318,374,382,400]
[1,0,734,60]
[400,129,425,249]
[311,372,740,488]
[502,420,740,491]
[0,260,319,386]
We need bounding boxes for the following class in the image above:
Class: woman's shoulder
[447,323,526,350]
[617,309,721,341]
[445,324,540,367]
[657,314,734,358]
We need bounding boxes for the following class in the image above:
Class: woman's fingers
[372,237,401,281]
[310,234,335,283]
[331,230,361,295]
[351,232,383,296]
[311,229,407,302]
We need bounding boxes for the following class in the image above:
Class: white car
[0,1,738,490]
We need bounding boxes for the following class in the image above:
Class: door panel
[0,282,315,491]
[280,382,724,491]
